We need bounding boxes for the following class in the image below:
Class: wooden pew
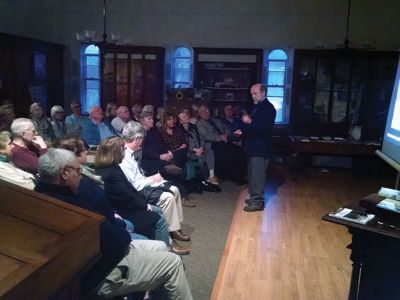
[0,179,103,299]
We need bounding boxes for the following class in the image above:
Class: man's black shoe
[244,204,264,212]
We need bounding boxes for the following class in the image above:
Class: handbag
[142,182,174,205]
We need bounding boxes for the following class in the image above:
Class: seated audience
[56,136,156,244]
[82,106,117,145]
[0,103,16,131]
[190,104,200,124]
[131,103,142,122]
[111,105,131,133]
[29,102,56,143]
[161,112,188,169]
[178,110,211,194]
[55,136,103,187]
[65,101,88,136]
[35,149,193,299]
[0,130,36,189]
[197,104,246,185]
[50,105,67,139]
[139,111,175,175]
[94,136,175,251]
[120,121,193,245]
[220,104,241,137]
[142,104,154,114]
[10,118,48,175]
[156,107,165,129]
[104,102,117,124]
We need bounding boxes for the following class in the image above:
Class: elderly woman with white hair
[10,118,48,175]
[50,105,67,139]
[29,102,56,143]
[0,130,36,189]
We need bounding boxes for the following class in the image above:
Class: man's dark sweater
[35,176,131,293]
[240,99,276,159]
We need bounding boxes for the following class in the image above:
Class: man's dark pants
[247,156,269,207]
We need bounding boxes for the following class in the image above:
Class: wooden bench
[0,179,103,299]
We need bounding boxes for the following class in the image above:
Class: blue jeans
[123,219,148,240]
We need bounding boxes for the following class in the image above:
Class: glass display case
[291,49,398,139]
[100,45,164,109]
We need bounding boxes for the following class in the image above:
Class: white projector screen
[382,56,400,164]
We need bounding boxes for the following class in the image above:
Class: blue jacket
[82,119,118,145]
[240,99,276,158]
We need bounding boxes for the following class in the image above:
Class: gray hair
[38,148,77,183]
[121,121,145,142]
[10,118,34,137]
[50,105,65,119]
[29,102,42,116]
[139,110,153,121]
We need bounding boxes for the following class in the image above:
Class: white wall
[1,0,400,103]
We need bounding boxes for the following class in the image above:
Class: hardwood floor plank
[212,168,393,300]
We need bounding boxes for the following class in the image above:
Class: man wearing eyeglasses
[35,148,193,299]
[65,101,89,136]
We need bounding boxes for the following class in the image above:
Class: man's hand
[242,114,252,124]
[31,135,47,149]
[220,134,228,143]
[150,172,163,182]
[147,204,153,211]
[234,129,242,136]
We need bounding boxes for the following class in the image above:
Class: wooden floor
[211,166,394,300]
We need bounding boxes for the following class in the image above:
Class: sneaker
[207,176,219,185]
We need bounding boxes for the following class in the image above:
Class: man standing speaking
[235,83,276,212]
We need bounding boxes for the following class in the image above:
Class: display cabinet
[194,48,262,115]
[100,45,164,109]
[291,49,398,139]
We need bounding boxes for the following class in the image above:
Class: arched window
[265,49,288,123]
[172,47,192,88]
[81,44,100,114]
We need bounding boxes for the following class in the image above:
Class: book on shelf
[329,207,375,225]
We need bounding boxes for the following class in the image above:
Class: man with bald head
[235,83,276,212]
[111,105,131,133]
[82,106,117,145]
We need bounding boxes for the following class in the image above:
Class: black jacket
[240,98,276,158]
[96,165,161,239]
[35,177,130,293]
[141,127,169,175]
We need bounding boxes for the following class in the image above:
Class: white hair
[50,105,64,119]
[38,148,76,183]
[10,118,34,137]
[121,121,145,142]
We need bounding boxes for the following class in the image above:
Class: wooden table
[288,136,380,180]
[323,194,400,299]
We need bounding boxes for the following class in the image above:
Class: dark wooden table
[323,194,400,300]
[288,136,380,180]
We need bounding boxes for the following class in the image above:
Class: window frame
[264,48,291,124]
[171,46,193,88]
[80,44,100,114]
